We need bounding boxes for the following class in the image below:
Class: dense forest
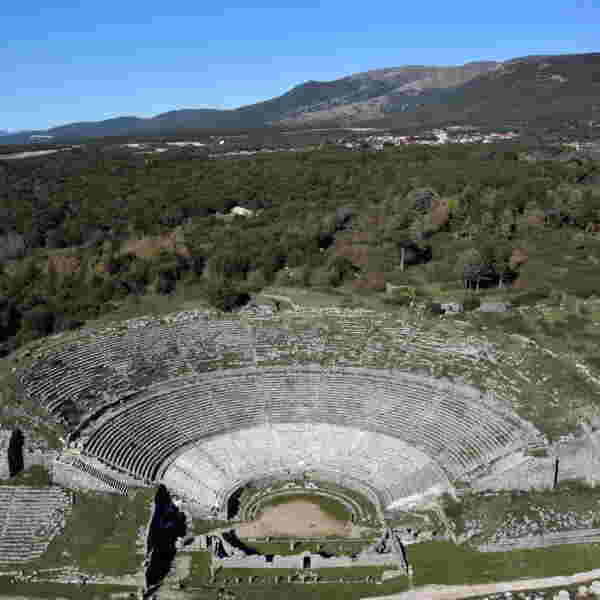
[1,141,600,356]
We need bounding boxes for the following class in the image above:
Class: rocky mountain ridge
[3,53,600,143]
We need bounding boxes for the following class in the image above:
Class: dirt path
[366,567,600,599]
[236,499,351,538]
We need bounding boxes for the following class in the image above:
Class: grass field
[410,540,600,586]
[0,579,139,599]
[25,488,154,576]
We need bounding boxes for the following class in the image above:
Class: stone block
[478,302,512,313]
[440,303,464,314]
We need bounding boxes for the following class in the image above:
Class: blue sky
[2,0,599,131]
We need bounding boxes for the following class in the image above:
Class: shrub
[327,256,357,286]
[511,289,551,306]
[441,493,463,523]
[309,266,333,288]
[205,280,250,312]
[22,306,55,336]
[462,294,481,311]
[429,302,444,315]
[384,294,413,307]
[353,271,386,292]
[246,268,268,292]
[156,272,176,295]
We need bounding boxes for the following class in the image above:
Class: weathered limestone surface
[0,429,11,479]
[0,486,71,562]
[162,423,450,512]
[474,427,600,492]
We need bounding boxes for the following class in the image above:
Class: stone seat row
[29,352,500,425]
[156,441,392,514]
[19,316,511,414]
[84,378,524,486]
[95,398,488,482]
[220,424,430,466]
[79,368,528,490]
[187,438,429,498]
[83,386,464,480]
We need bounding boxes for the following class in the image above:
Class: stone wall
[50,454,138,495]
[473,426,600,492]
[216,551,400,569]
[208,528,405,572]
[0,429,10,479]
[51,461,119,494]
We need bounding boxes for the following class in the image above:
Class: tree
[498,207,516,239]
[22,306,55,336]
[328,256,357,286]
[205,279,250,312]
[455,248,496,291]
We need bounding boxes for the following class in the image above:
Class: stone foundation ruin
[202,526,407,574]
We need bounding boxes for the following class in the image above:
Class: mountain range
[3,52,600,144]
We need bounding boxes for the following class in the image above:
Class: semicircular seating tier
[15,310,542,509]
[17,309,527,425]
[78,366,538,509]
[161,423,452,512]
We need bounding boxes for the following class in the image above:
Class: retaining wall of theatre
[205,524,405,573]
[51,460,125,495]
[0,429,10,479]
[50,452,146,495]
[473,427,600,492]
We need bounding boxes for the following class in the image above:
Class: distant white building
[29,134,54,142]
[166,141,206,147]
